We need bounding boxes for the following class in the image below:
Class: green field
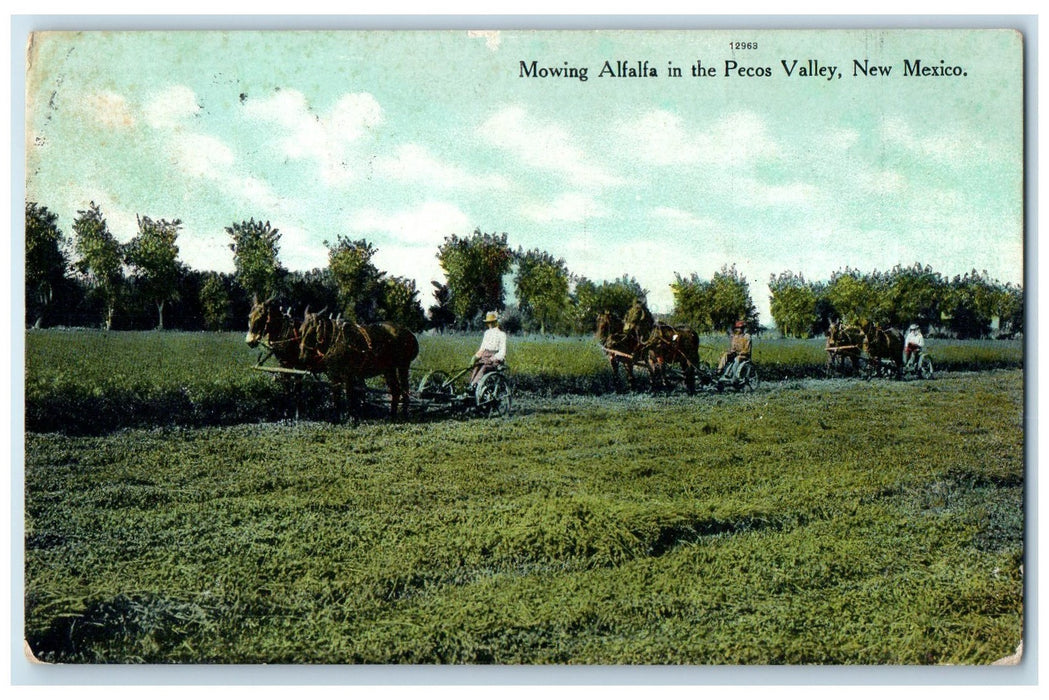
[24,332,1025,663]
[24,329,1024,434]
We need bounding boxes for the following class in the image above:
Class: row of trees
[767,264,1024,339]
[26,201,1023,339]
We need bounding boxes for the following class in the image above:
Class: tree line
[767,265,1023,339]
[26,200,1022,339]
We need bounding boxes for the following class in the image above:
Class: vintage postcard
[22,27,1024,672]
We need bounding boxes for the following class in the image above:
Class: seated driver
[903,323,924,367]
[718,320,752,374]
[469,311,507,386]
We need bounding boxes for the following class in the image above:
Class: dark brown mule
[645,322,702,394]
[826,320,865,375]
[622,299,655,347]
[246,296,306,368]
[859,320,904,376]
[299,312,419,421]
[596,310,646,391]
[246,296,313,419]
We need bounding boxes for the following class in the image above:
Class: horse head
[595,311,624,345]
[623,300,653,338]
[246,298,272,348]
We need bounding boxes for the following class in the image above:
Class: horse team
[596,301,702,394]
[826,319,907,377]
[245,295,418,421]
[246,293,918,424]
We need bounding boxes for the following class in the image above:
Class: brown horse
[622,299,655,345]
[246,296,316,419]
[859,320,904,376]
[246,295,307,368]
[645,322,702,394]
[298,311,419,421]
[825,320,865,376]
[596,310,646,391]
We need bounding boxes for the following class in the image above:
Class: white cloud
[374,143,509,190]
[144,86,199,129]
[170,133,234,180]
[725,176,821,208]
[348,201,471,246]
[624,109,781,167]
[879,116,983,162]
[373,244,448,290]
[479,106,620,187]
[243,89,383,186]
[276,224,330,272]
[855,168,908,196]
[522,192,605,223]
[650,206,717,230]
[229,175,282,211]
[177,228,235,274]
[826,127,860,151]
[562,233,714,314]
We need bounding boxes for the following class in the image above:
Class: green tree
[879,263,944,329]
[673,265,757,333]
[427,281,455,332]
[227,218,282,300]
[199,272,232,331]
[379,276,427,331]
[768,271,818,338]
[283,268,340,319]
[326,236,384,322]
[25,202,68,328]
[125,214,182,329]
[515,248,571,334]
[941,270,998,339]
[436,229,514,327]
[569,277,600,334]
[72,202,123,330]
[569,274,648,334]
[825,268,880,324]
[992,282,1024,337]
[669,272,711,331]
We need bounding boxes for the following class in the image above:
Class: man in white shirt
[470,310,507,386]
[903,323,925,367]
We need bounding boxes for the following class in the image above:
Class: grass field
[24,356,1024,664]
[24,329,1024,434]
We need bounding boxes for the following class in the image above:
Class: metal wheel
[738,362,759,392]
[917,355,934,380]
[417,370,453,406]
[475,372,512,418]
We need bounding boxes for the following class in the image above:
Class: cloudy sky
[25,29,1023,320]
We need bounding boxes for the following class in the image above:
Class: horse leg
[384,370,401,420]
[331,383,343,423]
[348,380,363,426]
[684,362,696,395]
[398,365,411,418]
[294,375,302,422]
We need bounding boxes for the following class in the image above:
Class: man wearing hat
[718,320,752,375]
[470,310,507,386]
[903,323,925,368]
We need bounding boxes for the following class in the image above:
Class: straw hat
[484,311,499,324]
